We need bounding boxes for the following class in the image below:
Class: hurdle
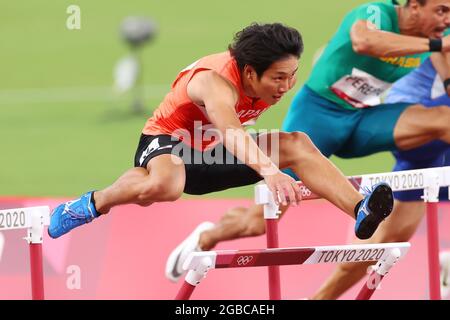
[255,166,450,300]
[175,242,410,300]
[0,206,50,300]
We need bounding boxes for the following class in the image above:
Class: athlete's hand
[262,170,302,206]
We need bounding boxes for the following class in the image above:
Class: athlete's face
[412,0,450,38]
[247,55,299,105]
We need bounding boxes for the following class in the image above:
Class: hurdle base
[356,248,401,300]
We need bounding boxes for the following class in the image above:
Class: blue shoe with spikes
[355,183,393,240]
[48,191,99,239]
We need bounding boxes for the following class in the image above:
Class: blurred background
[0,0,393,198]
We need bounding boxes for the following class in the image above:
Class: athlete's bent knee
[415,105,450,133]
[243,210,266,236]
[432,106,450,130]
[245,220,266,237]
[138,179,184,203]
[279,131,320,165]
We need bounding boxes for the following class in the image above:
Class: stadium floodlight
[114,16,157,114]
[120,16,157,48]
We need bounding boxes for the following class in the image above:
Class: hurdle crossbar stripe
[183,242,410,270]
[256,166,450,202]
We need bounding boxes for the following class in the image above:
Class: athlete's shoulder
[345,1,396,22]
[185,52,238,79]
[189,68,230,86]
[186,65,239,107]
[195,51,241,89]
[350,1,394,14]
[196,51,235,69]
[343,1,396,32]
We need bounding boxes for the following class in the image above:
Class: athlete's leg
[93,154,186,214]
[276,131,363,216]
[311,200,425,300]
[48,153,186,238]
[255,130,393,242]
[394,104,450,150]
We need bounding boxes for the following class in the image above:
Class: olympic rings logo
[236,255,254,266]
[299,186,312,197]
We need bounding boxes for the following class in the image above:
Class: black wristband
[444,78,450,90]
[429,38,443,52]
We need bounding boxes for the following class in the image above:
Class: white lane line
[0,84,169,105]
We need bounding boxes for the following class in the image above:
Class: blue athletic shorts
[393,95,450,201]
[282,85,411,158]
[281,85,411,179]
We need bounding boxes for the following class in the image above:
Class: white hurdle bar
[175,242,410,300]
[0,206,50,300]
[256,166,450,300]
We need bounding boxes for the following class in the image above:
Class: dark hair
[391,0,427,6]
[228,23,303,78]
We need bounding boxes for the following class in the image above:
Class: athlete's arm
[187,70,301,205]
[350,20,450,57]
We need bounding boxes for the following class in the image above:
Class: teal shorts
[282,86,411,178]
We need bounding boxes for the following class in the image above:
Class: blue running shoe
[355,183,393,240]
[48,191,99,239]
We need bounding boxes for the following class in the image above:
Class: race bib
[330,68,392,108]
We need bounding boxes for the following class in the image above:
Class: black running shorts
[134,134,263,195]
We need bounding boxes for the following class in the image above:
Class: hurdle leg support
[24,208,47,300]
[423,170,442,300]
[29,244,44,300]
[256,183,282,300]
[175,257,213,300]
[266,219,281,300]
[426,202,441,300]
[356,248,401,300]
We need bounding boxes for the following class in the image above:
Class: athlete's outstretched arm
[186,70,301,206]
[350,20,450,57]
